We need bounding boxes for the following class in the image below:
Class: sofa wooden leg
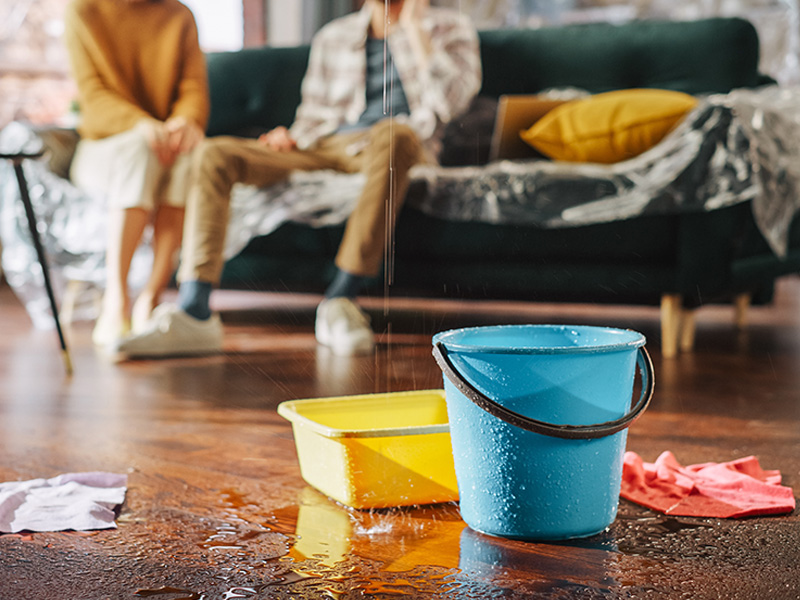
[679,308,697,352]
[660,294,682,358]
[734,293,751,329]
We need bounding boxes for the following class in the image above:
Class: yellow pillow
[520,89,698,164]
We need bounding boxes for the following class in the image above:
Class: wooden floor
[1,275,799,599]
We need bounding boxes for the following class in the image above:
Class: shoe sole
[112,341,223,361]
[316,330,374,356]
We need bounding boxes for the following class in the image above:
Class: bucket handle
[432,342,654,440]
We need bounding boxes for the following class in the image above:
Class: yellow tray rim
[277,390,450,440]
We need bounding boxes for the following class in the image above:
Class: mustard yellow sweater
[64,0,210,140]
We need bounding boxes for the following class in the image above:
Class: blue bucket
[432,324,653,541]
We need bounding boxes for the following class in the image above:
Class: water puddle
[196,488,286,556]
[134,587,201,600]
[614,511,717,558]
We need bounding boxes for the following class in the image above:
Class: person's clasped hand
[140,116,204,167]
[165,115,204,156]
[258,126,297,152]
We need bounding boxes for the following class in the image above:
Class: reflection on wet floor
[1,419,797,600]
[4,449,800,598]
[130,483,653,598]
[218,484,798,598]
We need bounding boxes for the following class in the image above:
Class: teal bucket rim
[432,340,654,440]
[432,324,646,355]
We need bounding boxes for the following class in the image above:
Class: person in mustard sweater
[64,0,210,349]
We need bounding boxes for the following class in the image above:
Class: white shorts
[70,123,192,210]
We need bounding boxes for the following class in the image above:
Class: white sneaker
[130,295,156,334]
[92,312,131,348]
[113,304,223,359]
[315,297,375,356]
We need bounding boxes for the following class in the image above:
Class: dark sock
[325,269,364,299]
[178,280,213,320]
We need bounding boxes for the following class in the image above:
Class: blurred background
[1,0,798,134]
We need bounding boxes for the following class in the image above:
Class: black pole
[10,155,73,375]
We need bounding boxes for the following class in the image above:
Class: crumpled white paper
[0,472,128,533]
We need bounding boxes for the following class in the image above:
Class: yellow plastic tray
[277,390,459,509]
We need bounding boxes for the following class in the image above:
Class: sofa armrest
[33,126,80,181]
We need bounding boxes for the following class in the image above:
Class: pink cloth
[621,451,796,518]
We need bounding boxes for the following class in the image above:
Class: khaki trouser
[70,122,192,210]
[178,119,425,284]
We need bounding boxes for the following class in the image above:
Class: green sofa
[205,18,800,356]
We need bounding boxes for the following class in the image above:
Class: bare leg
[94,206,149,345]
[132,205,184,331]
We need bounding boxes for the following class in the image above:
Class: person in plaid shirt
[115,0,481,360]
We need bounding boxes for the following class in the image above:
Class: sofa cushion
[520,88,698,163]
[205,45,310,137]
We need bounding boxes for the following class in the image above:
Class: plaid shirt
[289,4,482,158]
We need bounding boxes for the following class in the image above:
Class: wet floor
[3,486,798,599]
[1,281,799,599]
